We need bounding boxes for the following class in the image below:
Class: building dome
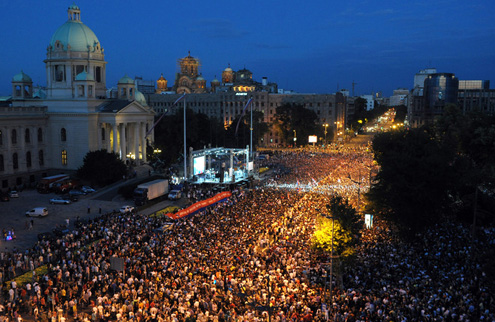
[49,5,101,52]
[135,90,147,106]
[211,77,220,84]
[12,70,32,83]
[196,75,205,81]
[75,71,94,81]
[224,67,233,72]
[118,75,134,85]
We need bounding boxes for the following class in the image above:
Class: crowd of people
[0,148,493,321]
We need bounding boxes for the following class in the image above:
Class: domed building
[156,74,168,93]
[173,52,207,94]
[0,4,155,188]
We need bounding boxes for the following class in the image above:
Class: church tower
[156,74,168,93]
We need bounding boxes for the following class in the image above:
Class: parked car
[168,189,182,200]
[81,186,96,193]
[9,191,19,198]
[63,194,78,202]
[119,205,135,214]
[26,207,48,217]
[49,197,71,205]
[69,189,86,196]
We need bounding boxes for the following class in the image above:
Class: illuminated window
[61,128,67,142]
[61,150,68,165]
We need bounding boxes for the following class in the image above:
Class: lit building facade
[147,92,346,147]
[0,4,155,190]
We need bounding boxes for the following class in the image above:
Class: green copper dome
[135,90,147,106]
[12,70,32,83]
[118,75,134,85]
[49,6,101,52]
[75,71,94,81]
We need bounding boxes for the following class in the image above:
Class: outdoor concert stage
[187,147,254,185]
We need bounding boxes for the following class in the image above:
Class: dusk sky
[2,0,494,97]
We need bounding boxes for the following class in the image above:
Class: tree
[312,196,361,258]
[273,104,319,146]
[225,110,269,148]
[77,150,127,186]
[366,127,458,234]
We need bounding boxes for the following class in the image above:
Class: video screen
[193,156,206,175]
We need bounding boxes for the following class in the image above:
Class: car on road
[63,193,79,202]
[168,189,182,200]
[69,189,86,196]
[26,207,48,217]
[119,205,135,214]
[9,191,19,198]
[49,197,71,205]
[81,186,96,193]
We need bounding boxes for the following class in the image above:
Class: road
[0,165,185,253]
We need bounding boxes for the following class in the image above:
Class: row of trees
[151,103,331,169]
[366,105,495,234]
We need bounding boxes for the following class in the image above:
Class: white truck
[133,179,169,206]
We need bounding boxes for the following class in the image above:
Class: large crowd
[0,148,493,322]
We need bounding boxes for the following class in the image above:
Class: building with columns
[0,4,155,190]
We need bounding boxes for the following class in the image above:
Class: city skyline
[1,0,494,97]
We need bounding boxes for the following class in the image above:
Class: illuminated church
[0,4,155,189]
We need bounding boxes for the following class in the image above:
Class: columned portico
[120,123,126,159]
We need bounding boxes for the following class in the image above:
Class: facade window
[38,128,43,142]
[26,151,32,168]
[39,150,44,166]
[0,155,3,171]
[61,150,68,165]
[0,130,2,145]
[25,128,30,143]
[101,128,105,141]
[95,66,102,83]
[55,65,65,82]
[11,129,17,144]
[61,128,67,142]
[13,153,18,169]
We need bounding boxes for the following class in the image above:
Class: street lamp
[320,212,335,315]
[323,123,329,147]
[293,130,297,148]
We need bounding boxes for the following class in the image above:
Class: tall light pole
[323,123,329,147]
[293,130,297,148]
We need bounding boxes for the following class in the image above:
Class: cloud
[188,19,249,39]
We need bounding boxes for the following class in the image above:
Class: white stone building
[0,4,155,190]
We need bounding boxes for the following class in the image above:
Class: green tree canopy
[312,196,362,258]
[77,150,127,186]
[273,103,319,146]
[366,127,459,233]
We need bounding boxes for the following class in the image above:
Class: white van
[25,207,48,217]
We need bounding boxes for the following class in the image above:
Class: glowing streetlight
[323,123,329,146]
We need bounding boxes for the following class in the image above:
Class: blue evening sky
[1,0,494,97]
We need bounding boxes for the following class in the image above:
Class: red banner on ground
[165,191,232,219]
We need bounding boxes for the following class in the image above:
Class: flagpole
[183,94,187,182]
